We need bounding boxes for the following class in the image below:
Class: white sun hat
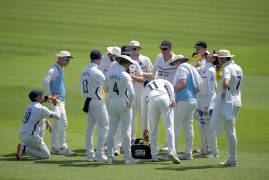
[214,49,235,58]
[56,51,74,58]
[107,46,121,56]
[169,54,189,65]
[129,40,141,48]
[115,55,135,64]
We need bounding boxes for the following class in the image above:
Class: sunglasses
[160,48,168,51]
[132,47,139,51]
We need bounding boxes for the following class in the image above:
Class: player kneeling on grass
[16,90,60,160]
[142,79,180,164]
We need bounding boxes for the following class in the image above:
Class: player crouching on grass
[16,90,60,160]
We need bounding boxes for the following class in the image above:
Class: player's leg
[131,100,137,140]
[107,100,121,163]
[113,122,123,155]
[92,100,109,161]
[223,115,237,163]
[197,110,208,155]
[21,135,50,159]
[148,98,161,159]
[174,101,187,152]
[182,102,196,160]
[86,105,97,161]
[50,104,60,153]
[58,102,68,149]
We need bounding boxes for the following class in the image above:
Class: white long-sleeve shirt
[80,63,105,100]
[104,63,135,107]
[152,53,177,83]
[197,63,217,111]
[20,102,60,136]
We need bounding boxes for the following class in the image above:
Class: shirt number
[23,111,32,124]
[113,82,119,95]
[82,79,88,94]
[148,81,158,90]
[236,76,242,90]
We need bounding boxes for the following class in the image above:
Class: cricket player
[152,40,177,151]
[142,79,180,164]
[171,55,203,160]
[211,50,243,167]
[99,46,121,75]
[80,50,109,162]
[196,53,218,157]
[16,90,60,160]
[191,41,208,68]
[129,40,153,138]
[43,51,76,156]
[104,54,140,164]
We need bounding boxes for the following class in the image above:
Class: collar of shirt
[89,62,99,68]
[222,60,234,68]
[55,63,64,71]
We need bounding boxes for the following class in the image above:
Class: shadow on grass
[155,164,225,171]
[0,153,35,161]
[34,159,126,167]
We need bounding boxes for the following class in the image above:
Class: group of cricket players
[16,40,243,167]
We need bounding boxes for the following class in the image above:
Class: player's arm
[43,68,56,96]
[124,74,135,107]
[164,80,176,107]
[40,105,60,120]
[173,67,187,92]
[222,67,231,98]
[205,70,216,113]
[141,89,149,132]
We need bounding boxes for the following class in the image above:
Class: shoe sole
[16,144,21,160]
[168,154,181,164]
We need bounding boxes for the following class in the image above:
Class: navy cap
[195,41,207,48]
[121,45,132,56]
[90,50,102,60]
[160,40,172,48]
[29,90,43,102]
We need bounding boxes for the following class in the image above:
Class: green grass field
[1,0,269,179]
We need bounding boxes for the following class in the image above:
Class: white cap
[214,49,235,58]
[56,51,74,58]
[129,40,141,48]
[115,55,135,64]
[107,46,121,56]
[169,54,189,65]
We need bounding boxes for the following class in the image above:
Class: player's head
[194,41,207,54]
[116,55,134,71]
[107,46,121,61]
[129,40,141,57]
[213,49,235,65]
[121,45,133,56]
[56,51,74,67]
[90,49,102,65]
[159,40,172,55]
[28,90,44,102]
[169,54,189,67]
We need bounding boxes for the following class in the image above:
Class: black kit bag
[131,138,152,159]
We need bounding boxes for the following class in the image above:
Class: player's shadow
[34,159,125,167]
[155,164,223,171]
[0,153,36,161]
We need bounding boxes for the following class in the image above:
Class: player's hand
[204,107,209,116]
[45,119,52,133]
[169,100,176,107]
[143,129,149,141]
[49,95,60,106]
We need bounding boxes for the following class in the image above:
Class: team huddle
[16,40,243,167]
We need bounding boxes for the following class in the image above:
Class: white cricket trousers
[51,102,68,150]
[221,106,240,162]
[174,101,196,154]
[131,86,144,139]
[148,95,177,156]
[197,111,218,155]
[20,133,50,159]
[107,97,132,162]
[86,99,109,158]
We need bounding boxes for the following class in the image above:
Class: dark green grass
[0,0,269,179]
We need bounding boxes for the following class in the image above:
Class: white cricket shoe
[59,148,76,156]
[220,160,238,167]
[51,147,61,155]
[95,154,108,162]
[160,146,169,152]
[151,155,159,162]
[107,158,113,165]
[16,143,25,160]
[125,158,140,165]
[179,153,193,160]
[168,152,181,164]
